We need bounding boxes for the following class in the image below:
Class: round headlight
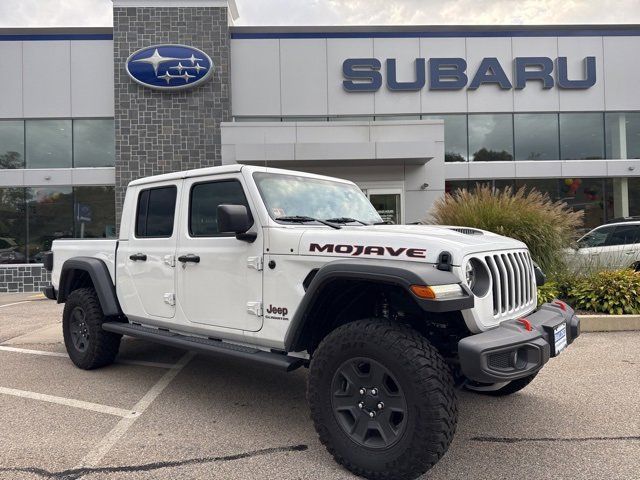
[465,261,476,289]
[464,259,491,297]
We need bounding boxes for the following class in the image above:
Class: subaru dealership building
[1,0,640,291]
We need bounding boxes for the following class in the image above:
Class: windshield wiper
[275,215,341,229]
[324,217,368,226]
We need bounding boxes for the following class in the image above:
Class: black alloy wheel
[331,357,407,449]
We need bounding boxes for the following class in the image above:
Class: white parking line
[0,386,132,418]
[75,351,195,470]
[0,301,33,308]
[0,345,175,369]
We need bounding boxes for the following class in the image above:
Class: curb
[579,315,640,332]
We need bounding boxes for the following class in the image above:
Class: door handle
[178,254,200,264]
[129,253,147,261]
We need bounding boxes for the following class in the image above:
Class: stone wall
[112,6,231,221]
[0,265,51,293]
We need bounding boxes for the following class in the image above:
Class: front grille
[483,250,536,319]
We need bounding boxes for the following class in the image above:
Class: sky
[0,0,639,27]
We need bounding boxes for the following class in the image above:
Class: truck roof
[127,164,354,187]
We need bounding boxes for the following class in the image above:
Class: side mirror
[533,262,546,287]
[217,204,256,242]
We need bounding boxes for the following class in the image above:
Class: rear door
[175,175,263,331]
[117,183,179,319]
[605,224,640,268]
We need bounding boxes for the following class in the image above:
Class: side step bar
[102,322,304,372]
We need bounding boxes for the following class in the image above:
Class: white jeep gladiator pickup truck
[43,165,580,480]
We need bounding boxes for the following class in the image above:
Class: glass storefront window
[73,119,115,167]
[514,114,559,160]
[629,178,640,217]
[0,121,24,169]
[559,113,604,160]
[26,187,73,263]
[73,186,116,238]
[606,112,640,159]
[25,120,72,168]
[424,114,468,162]
[468,114,513,161]
[445,180,469,195]
[0,188,26,264]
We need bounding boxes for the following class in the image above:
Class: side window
[578,226,615,248]
[607,225,640,246]
[135,185,177,238]
[189,180,252,237]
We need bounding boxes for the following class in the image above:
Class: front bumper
[458,301,580,384]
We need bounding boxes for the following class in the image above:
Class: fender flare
[284,259,473,352]
[58,257,122,317]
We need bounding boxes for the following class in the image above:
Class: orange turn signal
[410,285,436,299]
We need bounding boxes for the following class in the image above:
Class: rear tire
[63,288,121,370]
[465,373,538,396]
[308,319,457,480]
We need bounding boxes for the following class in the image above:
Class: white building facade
[0,0,639,291]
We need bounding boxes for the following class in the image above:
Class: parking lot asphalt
[0,294,638,480]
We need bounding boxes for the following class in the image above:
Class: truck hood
[296,224,527,265]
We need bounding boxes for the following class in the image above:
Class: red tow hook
[517,318,533,331]
[553,300,567,311]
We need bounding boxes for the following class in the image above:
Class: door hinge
[163,293,176,306]
[247,256,263,271]
[247,301,263,317]
[163,255,176,267]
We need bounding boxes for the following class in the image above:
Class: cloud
[0,0,638,28]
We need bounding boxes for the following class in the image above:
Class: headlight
[465,261,476,289]
[464,259,491,297]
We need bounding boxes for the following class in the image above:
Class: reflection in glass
[27,187,73,263]
[605,112,640,159]
[514,114,559,160]
[424,115,468,162]
[0,188,26,264]
[629,178,640,217]
[0,121,24,169]
[26,120,72,168]
[73,119,115,167]
[468,114,513,161]
[560,113,604,160]
[73,187,116,238]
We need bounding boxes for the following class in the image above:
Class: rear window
[135,186,177,238]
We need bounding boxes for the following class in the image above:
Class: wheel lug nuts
[377,402,384,410]
[358,402,364,409]
[369,411,376,418]
[359,388,366,395]
[371,388,378,395]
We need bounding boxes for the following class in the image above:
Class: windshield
[253,172,383,225]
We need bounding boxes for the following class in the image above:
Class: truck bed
[50,239,118,291]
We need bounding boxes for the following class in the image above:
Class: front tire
[308,319,457,480]
[62,288,121,370]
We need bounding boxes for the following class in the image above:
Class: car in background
[567,218,640,271]
[0,237,26,264]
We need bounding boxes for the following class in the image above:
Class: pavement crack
[0,444,309,479]
[472,435,640,444]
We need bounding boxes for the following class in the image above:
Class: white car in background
[567,219,640,271]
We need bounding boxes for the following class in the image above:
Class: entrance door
[176,175,263,332]
[362,188,403,224]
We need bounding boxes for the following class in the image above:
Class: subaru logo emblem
[125,44,214,91]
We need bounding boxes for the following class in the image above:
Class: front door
[176,176,263,332]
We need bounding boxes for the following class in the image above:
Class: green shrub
[429,184,582,274]
[537,282,559,307]
[567,269,640,314]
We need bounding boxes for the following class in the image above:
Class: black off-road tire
[465,373,538,397]
[308,319,457,480]
[62,288,121,370]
